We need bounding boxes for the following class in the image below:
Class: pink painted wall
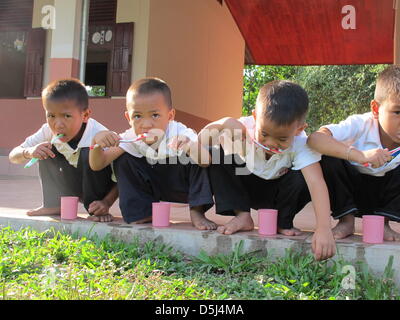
[0,99,45,151]
[49,58,80,82]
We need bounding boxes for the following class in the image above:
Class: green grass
[0,226,398,300]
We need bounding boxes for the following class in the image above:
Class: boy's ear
[124,111,131,122]
[252,109,256,120]
[82,108,92,123]
[371,100,379,119]
[296,122,308,135]
[168,108,176,121]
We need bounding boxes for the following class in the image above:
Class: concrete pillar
[394,0,400,65]
[49,0,83,81]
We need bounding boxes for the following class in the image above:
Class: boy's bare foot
[217,211,254,235]
[384,221,400,241]
[87,213,113,223]
[131,216,152,224]
[278,227,303,236]
[332,215,355,239]
[27,206,60,216]
[190,208,218,230]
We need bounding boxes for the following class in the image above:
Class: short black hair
[42,78,89,111]
[127,77,172,109]
[374,65,400,103]
[256,80,309,125]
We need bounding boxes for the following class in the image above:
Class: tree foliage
[242,64,388,133]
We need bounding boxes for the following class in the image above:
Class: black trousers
[320,155,400,221]
[113,153,214,224]
[38,147,116,213]
[208,148,311,229]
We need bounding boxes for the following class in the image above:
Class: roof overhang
[225,0,396,65]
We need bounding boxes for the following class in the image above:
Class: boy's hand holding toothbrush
[24,141,56,161]
[91,131,122,150]
[352,147,392,168]
[90,131,149,150]
[24,134,64,168]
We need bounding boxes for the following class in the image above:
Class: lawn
[0,226,398,300]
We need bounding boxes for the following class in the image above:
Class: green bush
[242,64,388,133]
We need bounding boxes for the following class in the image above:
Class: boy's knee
[114,152,135,167]
[79,147,89,164]
[320,155,343,170]
[283,170,306,186]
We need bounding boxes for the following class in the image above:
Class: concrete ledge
[0,212,399,286]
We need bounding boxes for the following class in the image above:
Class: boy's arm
[307,128,391,168]
[103,183,118,207]
[9,143,55,164]
[167,135,212,167]
[301,162,336,261]
[88,183,119,216]
[190,141,211,167]
[89,130,125,171]
[307,128,360,160]
[9,146,30,164]
[9,124,53,164]
[198,117,247,148]
[89,146,124,171]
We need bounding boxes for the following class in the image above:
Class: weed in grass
[192,244,400,300]
[193,241,264,274]
[352,256,398,300]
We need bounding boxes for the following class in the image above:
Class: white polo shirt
[323,112,400,176]
[118,120,198,160]
[222,116,321,180]
[20,118,108,168]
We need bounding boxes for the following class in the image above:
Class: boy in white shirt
[9,79,117,222]
[308,65,400,241]
[198,80,336,261]
[89,77,216,229]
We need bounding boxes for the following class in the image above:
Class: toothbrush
[90,133,149,150]
[361,146,400,168]
[251,138,283,154]
[24,134,64,168]
[389,146,400,156]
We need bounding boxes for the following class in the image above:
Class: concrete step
[1,176,399,288]
[0,156,38,177]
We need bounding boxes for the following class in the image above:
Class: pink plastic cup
[258,209,278,236]
[60,196,79,220]
[362,215,384,244]
[152,202,171,227]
